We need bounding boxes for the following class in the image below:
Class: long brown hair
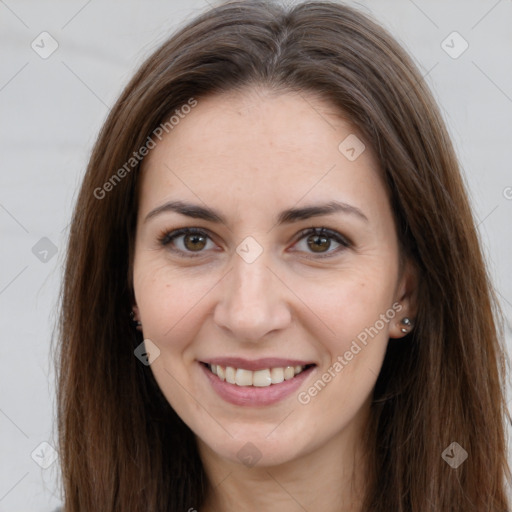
[55,1,511,510]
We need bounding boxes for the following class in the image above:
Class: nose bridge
[214,245,290,341]
[233,251,272,303]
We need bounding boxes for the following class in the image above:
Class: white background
[1,0,511,510]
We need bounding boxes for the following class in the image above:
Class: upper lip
[200,357,316,371]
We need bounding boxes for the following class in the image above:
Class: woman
[56,1,511,510]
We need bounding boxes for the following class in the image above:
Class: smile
[205,363,314,387]
[199,360,317,406]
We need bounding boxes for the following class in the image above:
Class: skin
[132,87,417,512]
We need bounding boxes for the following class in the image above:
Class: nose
[213,248,292,343]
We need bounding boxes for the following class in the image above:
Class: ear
[389,257,418,339]
[131,303,143,332]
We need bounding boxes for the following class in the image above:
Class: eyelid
[293,227,351,247]
[158,226,211,246]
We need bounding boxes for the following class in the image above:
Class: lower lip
[200,363,316,406]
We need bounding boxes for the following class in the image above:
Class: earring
[130,311,142,331]
[400,317,412,333]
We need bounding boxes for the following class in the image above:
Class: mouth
[201,362,316,387]
[199,360,317,406]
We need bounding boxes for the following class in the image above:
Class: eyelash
[157,226,351,259]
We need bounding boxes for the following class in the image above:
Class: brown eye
[307,232,331,253]
[159,228,214,257]
[183,232,207,251]
[294,227,351,258]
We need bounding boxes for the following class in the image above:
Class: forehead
[138,88,388,223]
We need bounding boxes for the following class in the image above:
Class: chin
[199,430,308,469]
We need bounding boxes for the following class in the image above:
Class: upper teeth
[209,364,306,387]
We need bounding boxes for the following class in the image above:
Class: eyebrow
[144,199,369,225]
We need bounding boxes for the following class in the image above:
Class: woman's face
[132,88,415,467]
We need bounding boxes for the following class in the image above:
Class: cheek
[294,275,396,424]
[131,233,220,400]
[293,261,398,343]
[290,260,399,413]
[133,257,219,351]
[132,260,213,414]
